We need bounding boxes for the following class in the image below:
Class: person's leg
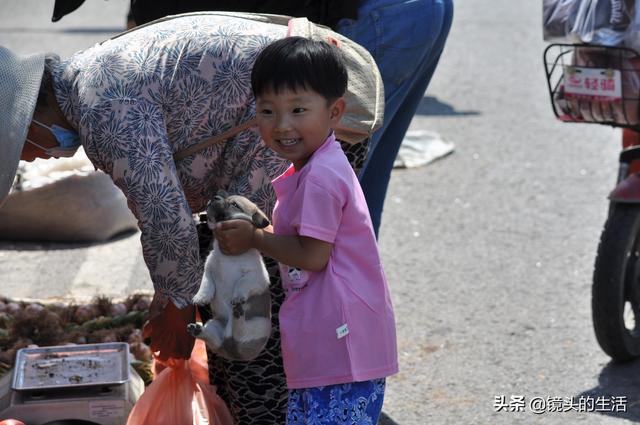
[286,379,386,424]
[337,0,454,235]
[361,0,453,234]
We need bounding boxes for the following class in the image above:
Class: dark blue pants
[337,0,454,235]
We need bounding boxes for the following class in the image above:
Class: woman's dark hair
[251,37,348,103]
[35,53,61,113]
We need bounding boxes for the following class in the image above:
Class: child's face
[256,87,345,171]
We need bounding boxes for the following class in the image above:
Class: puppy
[187,192,272,361]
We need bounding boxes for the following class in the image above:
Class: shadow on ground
[578,358,640,422]
[414,95,479,117]
[379,411,399,425]
[0,229,137,251]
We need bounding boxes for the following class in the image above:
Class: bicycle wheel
[593,203,640,361]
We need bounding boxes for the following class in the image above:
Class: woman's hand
[142,293,195,362]
[214,219,257,255]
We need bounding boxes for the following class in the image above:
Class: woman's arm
[215,220,333,272]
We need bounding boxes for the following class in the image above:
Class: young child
[214,36,398,424]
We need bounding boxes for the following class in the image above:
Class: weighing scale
[0,343,144,425]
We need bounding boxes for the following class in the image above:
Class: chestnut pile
[0,294,154,384]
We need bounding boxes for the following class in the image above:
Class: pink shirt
[272,133,398,389]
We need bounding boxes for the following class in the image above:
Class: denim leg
[337,0,454,235]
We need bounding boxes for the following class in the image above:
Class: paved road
[2,0,640,424]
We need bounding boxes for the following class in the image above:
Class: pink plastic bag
[126,340,234,425]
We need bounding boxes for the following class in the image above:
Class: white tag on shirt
[336,323,349,339]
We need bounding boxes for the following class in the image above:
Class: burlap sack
[0,170,137,242]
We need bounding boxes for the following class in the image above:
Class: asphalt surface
[3,0,640,424]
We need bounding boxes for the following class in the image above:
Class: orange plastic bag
[126,340,234,425]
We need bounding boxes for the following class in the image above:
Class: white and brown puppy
[188,193,272,361]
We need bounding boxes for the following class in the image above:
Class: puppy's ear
[216,189,230,198]
[252,211,270,229]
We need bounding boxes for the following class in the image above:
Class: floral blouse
[51,14,290,308]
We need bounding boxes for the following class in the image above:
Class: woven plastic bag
[126,340,233,425]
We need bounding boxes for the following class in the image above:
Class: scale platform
[0,343,144,425]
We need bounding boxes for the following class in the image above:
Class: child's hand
[214,219,256,255]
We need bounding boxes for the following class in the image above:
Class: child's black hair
[251,36,348,103]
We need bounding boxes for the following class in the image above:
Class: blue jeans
[337,0,454,235]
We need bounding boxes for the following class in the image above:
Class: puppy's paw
[231,296,246,306]
[192,292,211,305]
[192,279,215,305]
[187,322,203,336]
[231,297,246,319]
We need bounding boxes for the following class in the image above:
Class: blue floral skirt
[286,378,386,425]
